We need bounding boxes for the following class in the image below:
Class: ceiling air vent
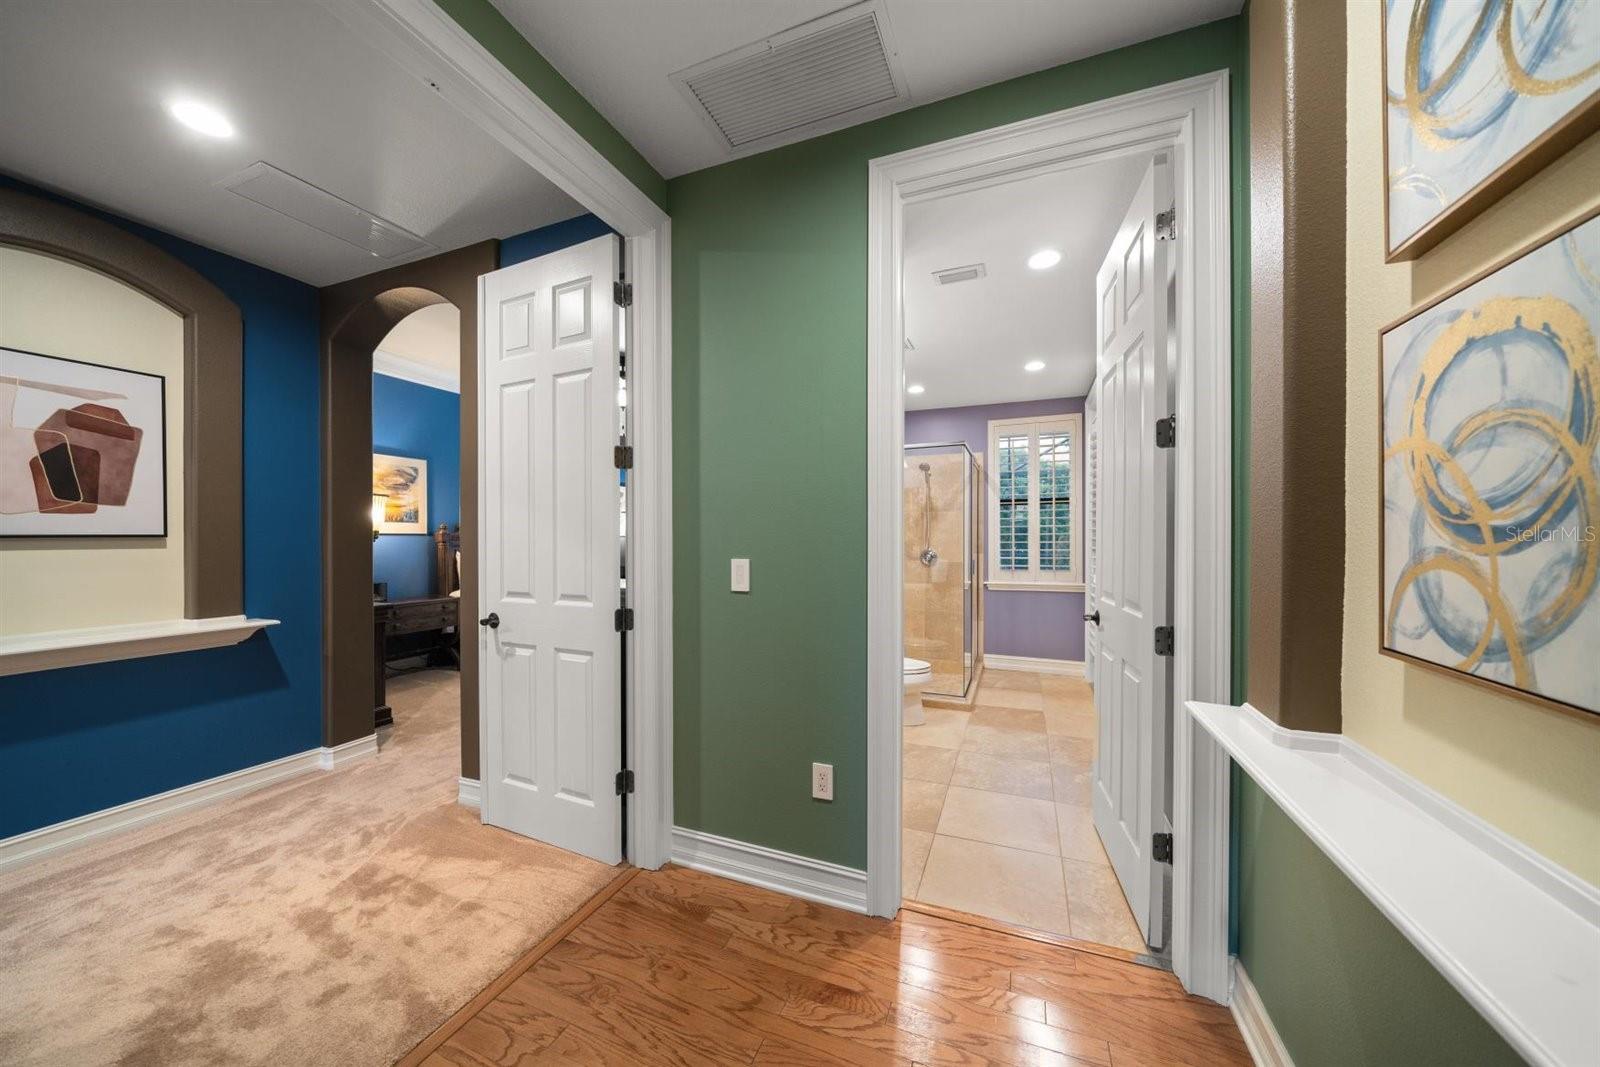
[933,263,987,286]
[218,162,433,260]
[672,0,907,153]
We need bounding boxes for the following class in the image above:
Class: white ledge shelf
[1189,701,1599,1067]
[0,616,280,677]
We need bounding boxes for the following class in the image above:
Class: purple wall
[905,396,1087,662]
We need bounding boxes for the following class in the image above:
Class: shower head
[918,462,931,473]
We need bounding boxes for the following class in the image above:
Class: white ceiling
[0,0,584,286]
[489,0,1241,178]
[902,153,1152,412]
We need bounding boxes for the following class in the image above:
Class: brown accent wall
[0,186,243,619]
[1246,0,1348,732]
[319,242,496,777]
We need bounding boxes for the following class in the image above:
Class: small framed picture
[373,452,429,534]
[1379,206,1600,719]
[1381,1,1600,261]
[1,347,168,537]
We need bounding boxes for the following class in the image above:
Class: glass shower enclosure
[903,442,980,698]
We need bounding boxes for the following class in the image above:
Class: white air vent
[672,0,907,153]
[933,263,987,285]
[219,162,433,260]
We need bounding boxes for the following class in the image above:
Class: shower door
[904,443,975,697]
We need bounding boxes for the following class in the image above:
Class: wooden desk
[372,595,460,729]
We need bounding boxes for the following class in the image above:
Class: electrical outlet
[811,762,833,801]
[731,558,750,593]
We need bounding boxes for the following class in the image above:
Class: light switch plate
[731,558,750,593]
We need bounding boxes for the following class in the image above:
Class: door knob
[479,613,500,629]
[1083,611,1100,625]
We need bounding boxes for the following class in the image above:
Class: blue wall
[500,213,613,267]
[373,373,461,600]
[0,179,323,839]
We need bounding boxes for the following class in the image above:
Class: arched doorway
[319,242,497,780]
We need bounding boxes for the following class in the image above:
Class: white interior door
[1083,385,1100,689]
[1089,158,1171,945]
[479,234,623,865]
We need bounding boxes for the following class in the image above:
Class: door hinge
[1152,832,1173,864]
[1156,208,1177,241]
[1154,625,1174,657]
[1155,414,1176,449]
[615,769,635,795]
[614,444,634,469]
[614,607,634,632]
[613,280,632,308]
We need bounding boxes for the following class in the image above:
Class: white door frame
[865,71,1233,1001]
[321,0,673,871]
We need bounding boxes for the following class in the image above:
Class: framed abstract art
[0,347,168,537]
[1382,0,1600,261]
[372,452,428,534]
[1380,206,1600,718]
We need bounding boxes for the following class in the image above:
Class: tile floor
[901,669,1149,953]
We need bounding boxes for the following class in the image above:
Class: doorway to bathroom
[865,74,1234,994]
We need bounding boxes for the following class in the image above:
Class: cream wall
[1342,4,1600,884]
[0,246,186,634]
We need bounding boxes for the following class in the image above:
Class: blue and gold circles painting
[1382,210,1600,717]
[1384,0,1600,259]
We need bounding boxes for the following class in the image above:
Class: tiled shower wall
[903,452,979,694]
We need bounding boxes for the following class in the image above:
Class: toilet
[903,657,931,726]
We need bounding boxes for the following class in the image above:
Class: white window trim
[986,412,1083,588]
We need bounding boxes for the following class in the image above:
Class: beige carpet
[0,671,618,1067]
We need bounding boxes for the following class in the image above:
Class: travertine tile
[903,743,958,785]
[902,828,934,898]
[906,707,969,750]
[936,786,1059,855]
[1048,735,1096,769]
[1064,857,1147,953]
[980,670,1043,692]
[1053,762,1094,806]
[963,723,1051,761]
[1055,803,1108,863]
[1041,675,1094,702]
[969,706,1047,733]
[950,750,1053,801]
[903,778,948,833]
[1044,705,1097,739]
[974,687,1044,710]
[915,836,1072,935]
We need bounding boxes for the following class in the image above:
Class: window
[987,413,1083,589]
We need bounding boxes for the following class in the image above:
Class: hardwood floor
[413,865,1249,1067]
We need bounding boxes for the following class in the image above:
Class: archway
[319,242,497,779]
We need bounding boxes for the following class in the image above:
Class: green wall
[667,17,1249,867]
[434,0,667,209]
[1236,776,1523,1066]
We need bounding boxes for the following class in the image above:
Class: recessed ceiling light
[168,99,235,139]
[1027,249,1061,271]
[906,384,926,395]
[1024,359,1046,372]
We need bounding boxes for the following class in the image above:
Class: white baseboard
[1230,959,1295,1067]
[457,776,481,807]
[0,735,377,875]
[318,733,378,770]
[983,654,1084,676]
[671,826,868,914]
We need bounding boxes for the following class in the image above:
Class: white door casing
[1090,158,1172,945]
[479,234,623,865]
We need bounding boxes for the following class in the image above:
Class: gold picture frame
[1381,1,1600,263]
[1377,203,1600,722]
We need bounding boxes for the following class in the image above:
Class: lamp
[372,493,388,542]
